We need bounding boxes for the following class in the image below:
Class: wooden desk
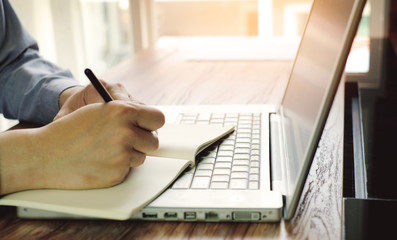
[0,37,344,239]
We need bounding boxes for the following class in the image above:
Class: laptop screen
[279,0,366,219]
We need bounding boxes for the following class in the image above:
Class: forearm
[0,0,81,124]
[0,48,81,123]
[0,128,47,194]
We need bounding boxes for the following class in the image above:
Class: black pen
[84,68,114,102]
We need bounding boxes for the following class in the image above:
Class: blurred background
[1,0,386,129]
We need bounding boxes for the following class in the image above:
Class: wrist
[59,86,84,109]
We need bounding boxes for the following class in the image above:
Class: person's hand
[0,100,165,194]
[55,80,140,121]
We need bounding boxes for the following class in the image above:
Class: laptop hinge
[269,113,287,195]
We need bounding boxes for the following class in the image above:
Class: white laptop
[19,0,366,222]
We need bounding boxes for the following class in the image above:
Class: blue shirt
[0,0,80,124]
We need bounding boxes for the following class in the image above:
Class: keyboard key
[239,113,252,117]
[210,182,228,189]
[212,175,230,182]
[210,119,224,124]
[234,153,250,160]
[220,139,235,146]
[252,134,260,139]
[235,148,250,154]
[233,160,249,166]
[196,120,210,125]
[250,161,260,168]
[199,157,216,164]
[251,150,260,155]
[232,166,250,172]
[250,167,260,174]
[236,142,250,148]
[249,174,259,181]
[237,133,251,138]
[230,179,248,189]
[229,114,240,119]
[195,170,212,177]
[226,134,236,140]
[231,172,249,179]
[216,156,233,163]
[197,113,211,121]
[236,138,251,143]
[180,119,195,124]
[218,150,234,157]
[238,124,252,129]
[251,144,260,150]
[219,145,234,151]
[215,162,232,169]
[212,113,225,119]
[237,128,252,134]
[197,163,214,171]
[239,120,252,125]
[213,168,231,175]
[249,181,259,189]
[191,177,211,189]
[182,113,198,118]
[225,120,238,125]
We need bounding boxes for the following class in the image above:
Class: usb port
[142,212,158,219]
[184,212,196,220]
[164,212,178,219]
[205,212,219,221]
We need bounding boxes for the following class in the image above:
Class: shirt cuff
[39,79,82,123]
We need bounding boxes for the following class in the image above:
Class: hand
[55,80,140,121]
[0,100,165,194]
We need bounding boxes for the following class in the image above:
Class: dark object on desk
[367,95,397,198]
[357,39,397,198]
[344,198,397,240]
[343,38,397,239]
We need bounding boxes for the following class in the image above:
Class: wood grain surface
[0,38,344,239]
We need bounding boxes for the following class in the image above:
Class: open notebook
[0,124,234,220]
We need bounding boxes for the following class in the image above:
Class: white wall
[9,0,57,62]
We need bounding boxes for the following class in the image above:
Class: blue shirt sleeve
[0,0,81,124]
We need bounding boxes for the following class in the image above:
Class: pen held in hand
[84,68,114,102]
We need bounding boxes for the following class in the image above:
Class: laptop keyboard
[171,112,261,190]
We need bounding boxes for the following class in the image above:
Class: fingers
[126,126,160,153]
[100,81,144,105]
[90,81,165,131]
[129,149,146,168]
[109,103,163,168]
[129,104,165,132]
[101,81,131,102]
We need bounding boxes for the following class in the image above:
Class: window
[10,0,132,83]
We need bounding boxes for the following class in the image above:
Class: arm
[0,101,165,195]
[0,78,165,195]
[0,0,81,124]
[0,0,165,195]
